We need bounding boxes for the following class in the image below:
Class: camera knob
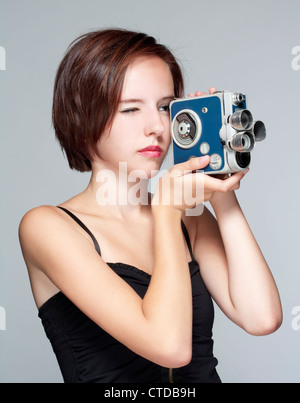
[178,121,191,138]
[232,93,245,105]
[172,110,200,148]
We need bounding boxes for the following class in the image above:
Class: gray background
[1,0,299,383]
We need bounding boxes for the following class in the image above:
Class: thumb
[183,155,211,173]
[171,155,210,176]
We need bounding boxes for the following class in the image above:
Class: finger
[188,88,217,98]
[220,170,248,192]
[210,173,229,180]
[188,91,208,98]
[171,156,210,176]
[195,91,208,97]
[203,170,245,193]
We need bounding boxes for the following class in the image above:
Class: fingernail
[244,168,250,174]
[200,155,210,161]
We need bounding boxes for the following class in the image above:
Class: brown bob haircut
[52,28,184,172]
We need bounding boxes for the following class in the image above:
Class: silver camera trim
[171,109,202,149]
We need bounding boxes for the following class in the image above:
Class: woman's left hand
[188,87,217,97]
[186,86,249,208]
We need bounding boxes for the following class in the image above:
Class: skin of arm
[19,204,194,368]
[18,156,237,368]
[193,190,282,335]
[20,76,282,373]
[184,88,282,335]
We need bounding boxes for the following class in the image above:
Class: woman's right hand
[152,156,247,214]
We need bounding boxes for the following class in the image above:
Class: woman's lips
[138,145,163,158]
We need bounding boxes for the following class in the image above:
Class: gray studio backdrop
[1,0,299,383]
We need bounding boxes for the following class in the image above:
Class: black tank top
[38,206,221,383]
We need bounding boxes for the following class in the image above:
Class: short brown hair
[52,28,184,172]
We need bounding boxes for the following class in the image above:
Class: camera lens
[231,131,255,152]
[236,152,251,168]
[178,121,192,138]
[173,112,197,146]
[230,109,253,130]
[252,120,266,142]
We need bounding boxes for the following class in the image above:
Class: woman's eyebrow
[160,95,176,102]
[120,98,144,104]
[120,96,175,104]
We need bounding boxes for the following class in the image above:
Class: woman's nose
[144,110,165,137]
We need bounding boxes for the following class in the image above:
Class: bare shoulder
[19,205,93,269]
[20,204,58,224]
[19,206,56,263]
[19,205,63,245]
[19,205,59,243]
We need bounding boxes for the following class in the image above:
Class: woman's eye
[120,104,170,113]
[159,104,170,112]
[120,108,139,114]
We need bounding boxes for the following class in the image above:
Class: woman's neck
[79,161,152,221]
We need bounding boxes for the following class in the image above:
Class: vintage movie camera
[170,91,266,174]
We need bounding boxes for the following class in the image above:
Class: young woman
[19,29,282,383]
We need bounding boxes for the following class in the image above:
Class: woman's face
[94,56,175,178]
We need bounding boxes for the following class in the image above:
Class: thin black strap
[181,221,196,262]
[57,207,194,262]
[57,206,101,256]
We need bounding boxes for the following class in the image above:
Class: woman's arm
[193,189,282,335]
[181,88,282,334]
[19,157,244,367]
[19,205,192,368]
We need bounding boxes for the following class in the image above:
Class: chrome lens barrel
[230,109,253,130]
[231,131,255,152]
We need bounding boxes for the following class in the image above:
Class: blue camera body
[170,91,266,174]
